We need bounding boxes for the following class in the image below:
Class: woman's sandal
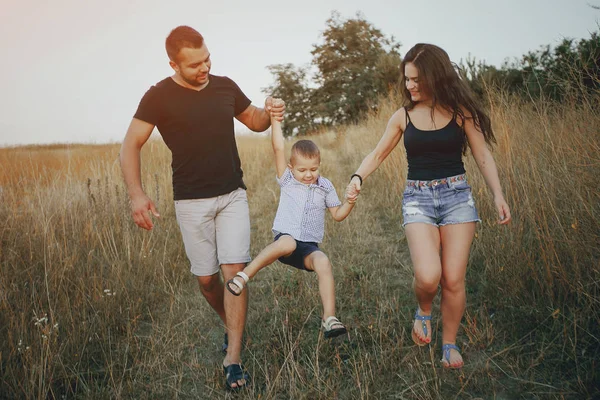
[412,308,432,346]
[226,272,249,296]
[222,333,228,354]
[223,363,251,391]
[321,316,347,339]
[441,343,463,369]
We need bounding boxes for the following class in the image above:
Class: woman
[346,43,511,368]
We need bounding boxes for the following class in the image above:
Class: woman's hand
[494,196,511,225]
[346,177,361,203]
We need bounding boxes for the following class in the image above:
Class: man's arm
[119,118,160,230]
[236,97,285,132]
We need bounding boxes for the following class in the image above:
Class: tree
[311,11,402,126]
[461,30,600,102]
[262,64,316,136]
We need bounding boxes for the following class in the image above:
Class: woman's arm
[347,108,406,196]
[463,116,512,225]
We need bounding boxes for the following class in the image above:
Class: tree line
[264,12,600,136]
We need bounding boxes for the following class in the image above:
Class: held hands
[130,193,160,230]
[345,175,362,204]
[494,195,512,225]
[265,97,285,122]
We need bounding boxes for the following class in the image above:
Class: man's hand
[130,193,160,230]
[265,96,285,122]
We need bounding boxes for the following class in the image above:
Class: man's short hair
[290,140,320,163]
[165,26,204,62]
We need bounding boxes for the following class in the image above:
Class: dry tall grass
[0,89,598,399]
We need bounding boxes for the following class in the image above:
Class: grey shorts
[402,174,481,227]
[174,188,251,276]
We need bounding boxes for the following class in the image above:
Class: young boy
[225,101,357,338]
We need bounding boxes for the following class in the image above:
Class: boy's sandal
[226,272,249,296]
[223,363,251,391]
[412,308,432,346]
[321,316,347,339]
[441,344,463,369]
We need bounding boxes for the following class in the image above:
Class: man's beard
[181,73,208,88]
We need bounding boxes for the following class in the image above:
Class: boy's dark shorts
[274,233,320,272]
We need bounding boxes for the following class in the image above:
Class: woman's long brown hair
[401,43,496,150]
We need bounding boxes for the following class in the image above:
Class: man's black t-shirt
[134,75,252,200]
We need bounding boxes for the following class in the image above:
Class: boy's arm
[271,102,287,179]
[328,199,356,222]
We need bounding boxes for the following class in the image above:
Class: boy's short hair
[290,140,320,163]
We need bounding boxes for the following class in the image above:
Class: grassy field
[0,90,599,399]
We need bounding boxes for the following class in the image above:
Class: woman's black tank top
[403,108,466,180]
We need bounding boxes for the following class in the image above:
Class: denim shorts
[274,233,319,272]
[402,174,481,227]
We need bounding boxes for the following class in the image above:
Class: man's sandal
[223,363,251,391]
[321,316,347,339]
[441,343,463,369]
[412,308,432,346]
[226,272,249,296]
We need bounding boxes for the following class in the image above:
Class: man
[120,25,284,391]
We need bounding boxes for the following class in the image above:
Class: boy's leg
[244,235,296,278]
[226,235,297,295]
[304,251,337,320]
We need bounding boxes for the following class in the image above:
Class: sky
[0,0,598,146]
